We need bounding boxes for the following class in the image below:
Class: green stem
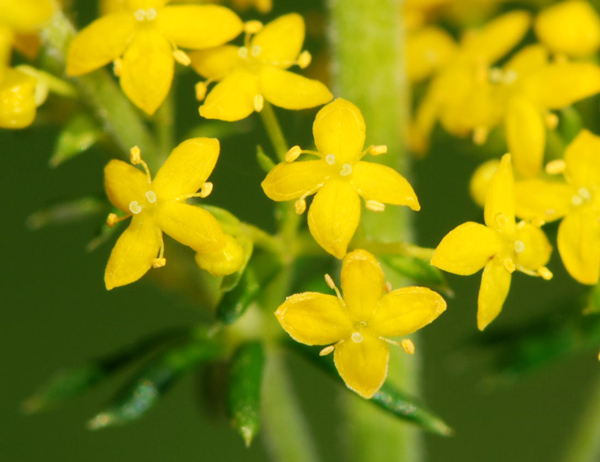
[40,6,157,164]
[328,1,423,462]
[259,102,289,162]
[154,90,175,166]
[562,373,600,462]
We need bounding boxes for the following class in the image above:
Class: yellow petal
[431,222,501,275]
[477,259,511,330]
[503,44,548,78]
[152,138,219,200]
[251,13,304,68]
[410,87,438,154]
[514,179,572,222]
[469,159,500,208]
[126,0,168,9]
[535,0,600,57]
[258,66,332,110]
[66,13,136,76]
[558,207,600,285]
[351,162,420,211]
[101,0,126,15]
[514,223,552,272]
[199,70,258,121]
[484,154,515,233]
[104,214,161,290]
[195,234,244,277]
[505,97,545,178]
[275,292,352,345]
[341,249,384,321]
[313,98,366,164]
[155,202,226,253]
[157,5,242,50]
[334,332,389,399]
[261,160,329,201]
[564,129,600,189]
[307,178,361,259]
[104,159,149,212]
[522,63,600,110]
[462,10,531,63]
[0,0,54,33]
[371,287,446,337]
[120,28,174,115]
[406,26,457,83]
[189,46,241,80]
[0,68,37,129]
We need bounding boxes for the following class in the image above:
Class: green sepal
[26,196,107,231]
[382,255,452,296]
[227,342,265,447]
[50,113,103,167]
[88,330,224,430]
[256,145,276,173]
[22,328,188,414]
[289,343,453,436]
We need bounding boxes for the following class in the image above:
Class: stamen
[254,94,264,112]
[545,112,559,130]
[238,47,249,59]
[324,273,344,302]
[495,213,509,229]
[251,45,261,57]
[401,339,415,355]
[538,267,553,280]
[145,190,157,203]
[325,154,336,165]
[351,332,364,343]
[297,51,312,69]
[488,67,503,84]
[173,50,191,66]
[514,240,525,253]
[385,282,393,293]
[319,345,335,356]
[244,20,263,34]
[199,182,213,198]
[130,146,152,183]
[369,145,388,156]
[106,213,130,227]
[340,164,353,176]
[366,200,385,212]
[146,8,157,20]
[152,258,166,268]
[195,82,208,101]
[473,127,488,146]
[129,201,142,215]
[134,9,146,21]
[113,59,122,77]
[545,159,566,175]
[152,230,166,268]
[572,195,583,206]
[294,198,306,214]
[503,258,516,273]
[285,145,302,162]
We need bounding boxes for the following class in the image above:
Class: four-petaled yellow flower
[276,249,446,398]
[190,13,332,122]
[432,154,553,330]
[104,138,241,290]
[515,130,600,285]
[67,0,243,115]
[261,99,420,259]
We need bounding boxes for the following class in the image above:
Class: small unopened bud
[298,50,312,69]
[195,82,208,101]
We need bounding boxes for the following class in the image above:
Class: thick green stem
[562,373,600,462]
[328,1,423,462]
[40,6,157,165]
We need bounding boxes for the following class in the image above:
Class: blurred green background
[2,1,599,461]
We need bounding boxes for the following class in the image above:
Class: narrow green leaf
[27,197,107,231]
[289,343,453,436]
[88,332,223,429]
[228,342,265,447]
[50,113,102,167]
[382,255,452,296]
[22,328,188,414]
[256,145,276,173]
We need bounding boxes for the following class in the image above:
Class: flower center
[129,201,142,214]
[514,240,526,253]
[134,8,157,22]
[324,154,353,177]
[351,332,364,343]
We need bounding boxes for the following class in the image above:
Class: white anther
[129,201,142,215]
[572,195,584,206]
[514,240,525,253]
[146,8,157,20]
[366,200,385,212]
[351,332,364,344]
[545,209,555,216]
[401,339,415,355]
[579,187,591,201]
[503,70,518,84]
[254,94,264,112]
[134,9,146,21]
[173,50,191,66]
[251,45,261,57]
[325,154,336,165]
[145,191,157,203]
[324,274,336,290]
[489,68,503,84]
[238,47,249,59]
[340,164,353,176]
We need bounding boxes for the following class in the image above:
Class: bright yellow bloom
[0,67,37,128]
[261,99,420,259]
[103,138,242,290]
[190,13,332,122]
[276,249,446,398]
[515,130,600,285]
[535,1,600,58]
[406,26,457,84]
[432,154,552,330]
[67,0,243,115]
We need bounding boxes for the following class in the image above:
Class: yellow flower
[275,249,446,398]
[432,154,552,330]
[103,138,239,290]
[261,99,420,259]
[406,25,457,84]
[190,13,332,121]
[535,0,600,58]
[0,67,38,128]
[515,130,600,285]
[67,0,243,115]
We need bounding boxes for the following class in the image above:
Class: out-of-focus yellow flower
[432,154,552,330]
[535,1,600,58]
[67,0,243,115]
[404,0,506,31]
[0,0,54,35]
[516,130,600,285]
[262,99,420,259]
[0,67,37,128]
[231,0,272,14]
[191,14,332,121]
[102,0,273,15]
[406,26,457,83]
[469,158,500,208]
[103,139,242,290]
[276,249,446,398]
